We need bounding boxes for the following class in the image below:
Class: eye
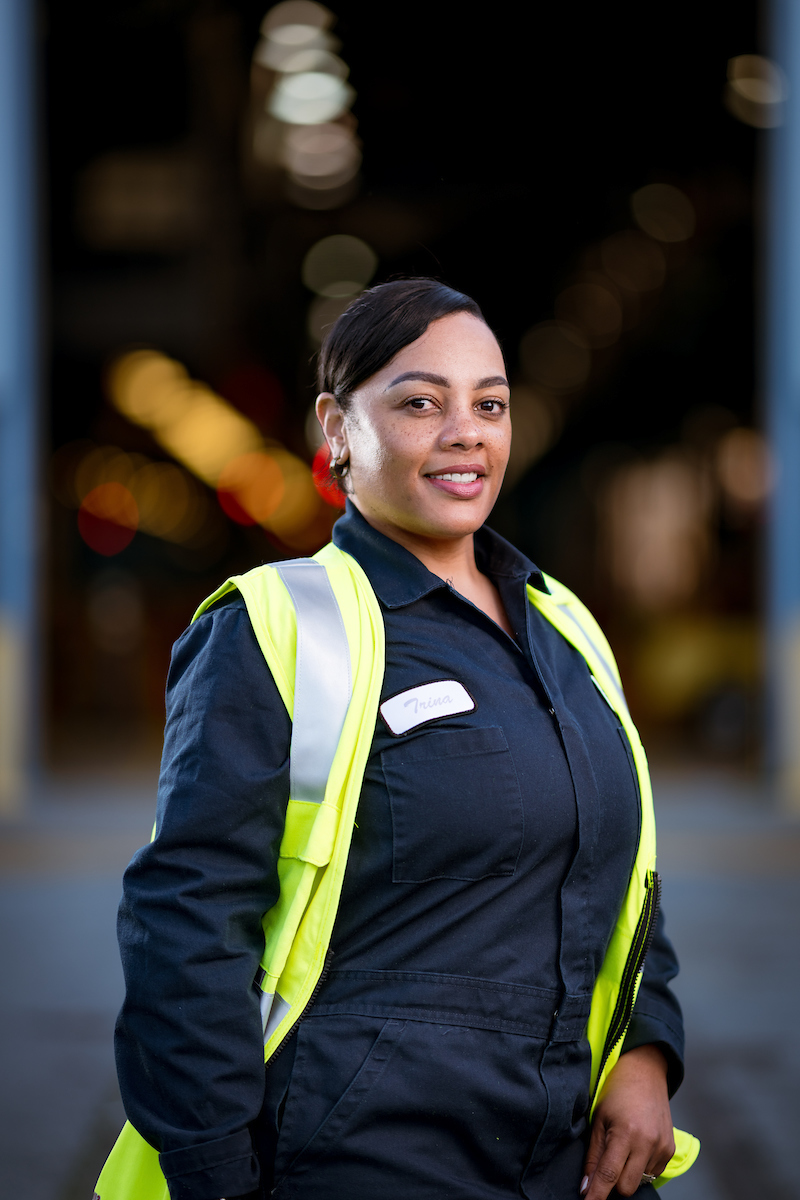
[403,396,437,411]
[477,398,508,414]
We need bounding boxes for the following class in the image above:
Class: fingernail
[580,1177,589,1195]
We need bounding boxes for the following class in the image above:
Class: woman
[105,279,696,1200]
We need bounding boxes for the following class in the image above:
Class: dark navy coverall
[116,502,685,1200]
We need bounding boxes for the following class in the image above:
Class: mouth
[424,464,486,499]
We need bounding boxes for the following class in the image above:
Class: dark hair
[317,277,486,409]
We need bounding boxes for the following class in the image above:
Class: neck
[352,504,482,589]
[350,502,513,637]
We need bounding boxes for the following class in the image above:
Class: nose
[439,401,483,450]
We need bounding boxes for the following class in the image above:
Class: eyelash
[404,396,508,413]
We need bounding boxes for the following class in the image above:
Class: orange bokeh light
[216,451,286,526]
[78,482,139,555]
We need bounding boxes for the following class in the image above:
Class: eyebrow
[386,371,510,391]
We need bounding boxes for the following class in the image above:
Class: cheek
[492,422,512,463]
[347,415,391,480]
[349,418,421,483]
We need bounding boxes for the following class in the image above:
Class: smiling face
[317,312,511,549]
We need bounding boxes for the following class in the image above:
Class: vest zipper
[264,947,335,1068]
[591,870,661,1102]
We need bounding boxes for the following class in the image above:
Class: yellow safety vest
[95,542,699,1199]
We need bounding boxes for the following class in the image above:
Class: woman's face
[318,312,511,545]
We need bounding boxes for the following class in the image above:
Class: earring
[330,453,349,479]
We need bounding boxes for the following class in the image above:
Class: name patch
[379,679,476,737]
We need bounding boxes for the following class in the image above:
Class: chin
[355,491,495,541]
[413,506,492,539]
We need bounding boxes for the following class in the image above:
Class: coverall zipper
[591,870,662,1102]
[264,948,335,1068]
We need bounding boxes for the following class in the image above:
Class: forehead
[380,312,505,381]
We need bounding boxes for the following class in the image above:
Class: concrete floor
[0,775,156,1200]
[652,772,800,1200]
[0,767,797,1200]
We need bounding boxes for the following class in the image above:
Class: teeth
[432,472,479,482]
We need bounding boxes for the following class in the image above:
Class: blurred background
[1,1,799,1197]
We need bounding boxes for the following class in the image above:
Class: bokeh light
[266,448,324,544]
[554,281,623,349]
[600,230,666,293]
[503,387,561,488]
[155,385,262,485]
[216,451,286,525]
[631,183,696,243]
[519,321,592,392]
[50,440,219,549]
[109,351,193,426]
[635,616,759,724]
[602,452,712,610]
[302,234,377,296]
[87,572,145,656]
[75,149,203,254]
[716,427,772,507]
[131,461,210,544]
[108,351,263,486]
[269,72,354,125]
[283,123,361,191]
[261,0,332,35]
[107,350,334,549]
[278,48,348,77]
[725,54,787,129]
[250,1,359,212]
[307,294,353,343]
[254,27,334,72]
[78,483,139,556]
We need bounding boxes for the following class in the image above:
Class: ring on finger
[640,1173,658,1185]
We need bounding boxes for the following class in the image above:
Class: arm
[582,910,685,1198]
[621,909,685,1095]
[115,595,291,1200]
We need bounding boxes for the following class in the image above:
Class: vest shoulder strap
[530,573,628,717]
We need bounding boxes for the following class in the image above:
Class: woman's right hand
[580,1044,674,1199]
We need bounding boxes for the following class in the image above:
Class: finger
[615,1148,651,1197]
[617,1137,675,1196]
[640,1143,676,1186]
[640,1130,676,1185]
[584,1137,630,1200]
[581,1118,608,1194]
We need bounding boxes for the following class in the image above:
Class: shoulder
[192,561,284,623]
[170,588,265,689]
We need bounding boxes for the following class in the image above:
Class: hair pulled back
[317,278,485,409]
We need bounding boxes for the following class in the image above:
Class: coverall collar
[332,499,549,611]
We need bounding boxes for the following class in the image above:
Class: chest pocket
[381,725,523,883]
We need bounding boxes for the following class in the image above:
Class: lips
[425,463,486,499]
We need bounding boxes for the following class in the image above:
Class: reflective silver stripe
[258,988,291,1041]
[555,601,629,717]
[591,673,614,710]
[276,559,353,805]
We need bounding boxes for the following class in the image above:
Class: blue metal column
[0,0,38,815]
[766,1,800,809]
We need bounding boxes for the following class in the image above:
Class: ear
[316,393,349,462]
